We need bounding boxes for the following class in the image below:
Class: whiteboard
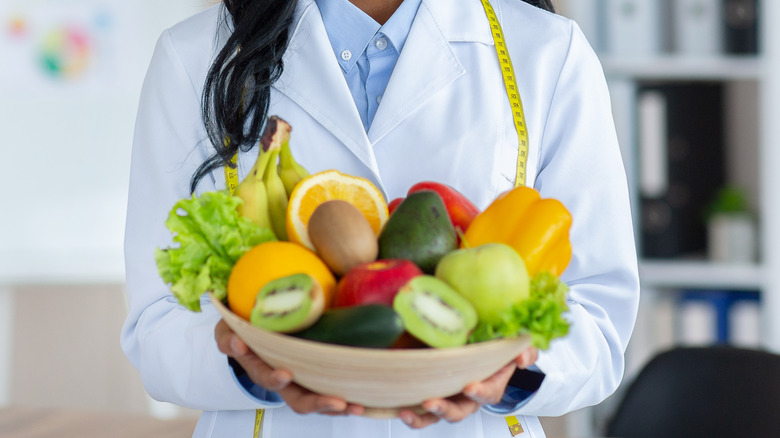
[0,0,214,284]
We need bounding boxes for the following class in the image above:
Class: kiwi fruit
[249,273,325,333]
[392,275,478,348]
[308,200,378,276]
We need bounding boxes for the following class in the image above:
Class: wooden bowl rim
[209,293,530,359]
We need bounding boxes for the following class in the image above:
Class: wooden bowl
[211,294,530,418]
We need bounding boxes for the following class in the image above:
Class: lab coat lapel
[274,0,378,175]
[367,2,466,143]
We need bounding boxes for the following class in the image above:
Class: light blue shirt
[316,0,422,130]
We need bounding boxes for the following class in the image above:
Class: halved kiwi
[392,275,478,348]
[249,273,325,333]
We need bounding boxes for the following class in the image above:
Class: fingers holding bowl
[216,319,361,415]
[402,361,518,427]
[514,346,539,369]
[216,319,293,391]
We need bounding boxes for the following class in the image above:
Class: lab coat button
[375,37,388,50]
[340,50,352,61]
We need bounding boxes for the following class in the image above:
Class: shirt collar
[316,0,422,73]
[380,0,422,55]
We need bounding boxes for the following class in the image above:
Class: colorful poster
[0,0,214,97]
[1,1,120,97]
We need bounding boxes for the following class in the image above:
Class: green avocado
[378,191,457,274]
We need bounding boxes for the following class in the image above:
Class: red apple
[333,259,423,307]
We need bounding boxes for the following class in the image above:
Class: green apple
[434,243,530,325]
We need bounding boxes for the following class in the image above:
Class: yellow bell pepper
[463,186,572,276]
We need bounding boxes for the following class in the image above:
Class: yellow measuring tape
[224,142,239,194]
[480,0,530,190]
[253,408,264,437]
[226,1,528,436]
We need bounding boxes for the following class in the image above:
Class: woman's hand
[398,346,538,429]
[215,320,365,416]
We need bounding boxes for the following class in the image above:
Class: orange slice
[286,170,388,250]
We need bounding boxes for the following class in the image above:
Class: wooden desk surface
[0,407,197,438]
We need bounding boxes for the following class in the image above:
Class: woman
[121,0,640,436]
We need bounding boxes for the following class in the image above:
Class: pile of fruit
[156,116,571,350]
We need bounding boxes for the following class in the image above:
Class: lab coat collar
[275,0,494,175]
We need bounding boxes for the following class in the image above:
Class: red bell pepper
[388,197,404,215]
[407,181,480,236]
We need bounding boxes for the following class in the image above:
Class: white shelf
[601,55,764,81]
[639,260,764,290]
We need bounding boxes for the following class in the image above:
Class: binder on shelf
[677,298,717,345]
[729,297,761,347]
[638,91,668,199]
[603,0,667,56]
[638,82,726,259]
[673,0,723,55]
[722,0,759,54]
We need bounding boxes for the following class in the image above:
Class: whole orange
[227,241,337,321]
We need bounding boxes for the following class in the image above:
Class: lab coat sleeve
[120,29,284,411]
[488,21,640,417]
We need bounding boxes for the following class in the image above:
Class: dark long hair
[191,0,556,193]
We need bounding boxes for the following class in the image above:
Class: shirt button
[377,95,382,104]
[375,37,388,50]
[340,49,352,61]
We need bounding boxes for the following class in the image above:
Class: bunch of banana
[278,135,310,197]
[234,116,310,240]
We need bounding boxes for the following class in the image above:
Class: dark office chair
[606,346,780,438]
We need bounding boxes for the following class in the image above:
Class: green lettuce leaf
[154,190,276,312]
[468,272,570,350]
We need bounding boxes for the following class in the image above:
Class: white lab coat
[121,0,640,437]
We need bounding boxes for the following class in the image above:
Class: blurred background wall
[0,0,216,419]
[0,0,776,437]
